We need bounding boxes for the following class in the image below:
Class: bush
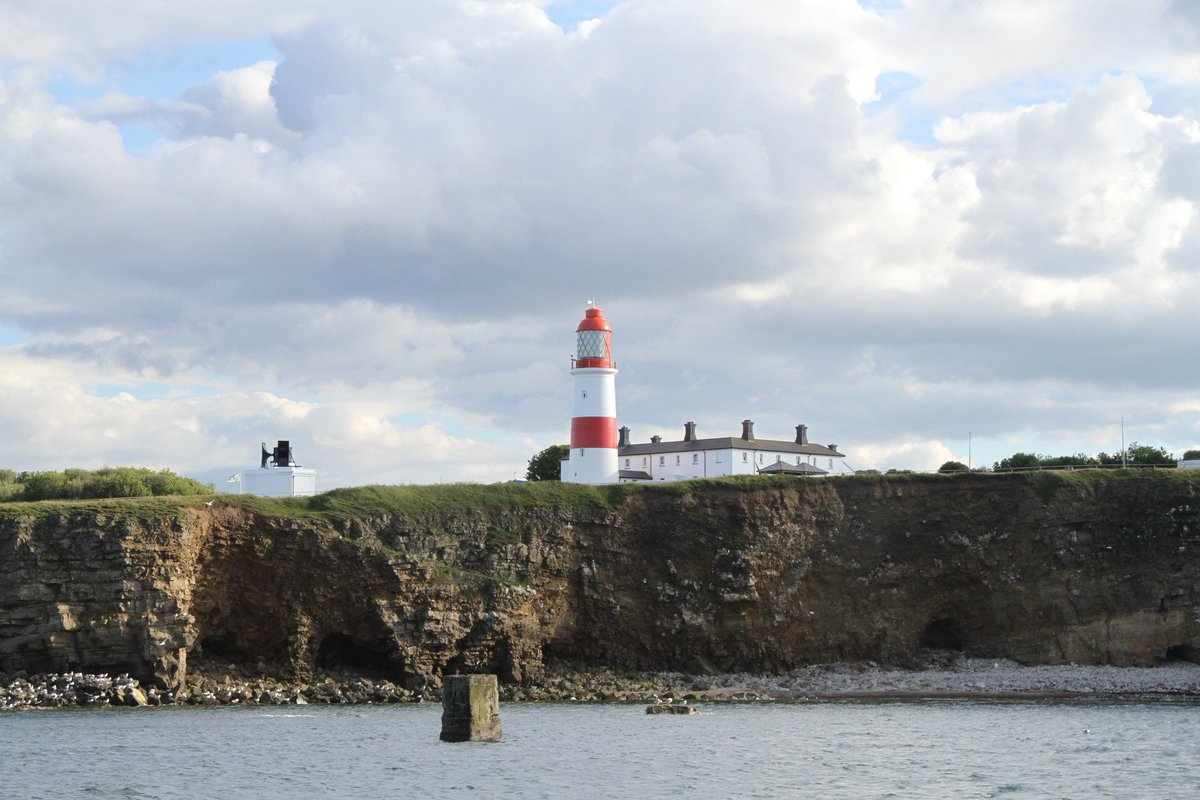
[994,453,1042,471]
[1098,443,1174,466]
[5,467,212,502]
[997,444,1174,471]
[937,461,969,474]
[526,444,570,481]
[20,471,70,501]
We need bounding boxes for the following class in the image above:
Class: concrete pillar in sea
[440,674,502,742]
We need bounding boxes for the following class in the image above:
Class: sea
[2,699,1197,799]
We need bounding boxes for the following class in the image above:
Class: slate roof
[619,436,840,457]
[757,460,828,475]
[618,469,653,480]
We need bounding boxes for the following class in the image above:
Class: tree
[20,471,69,501]
[995,443,1176,471]
[526,444,569,481]
[937,461,969,474]
[994,452,1042,471]
[1099,442,1174,467]
[1039,453,1098,468]
[1184,450,1200,461]
[1125,443,1174,465]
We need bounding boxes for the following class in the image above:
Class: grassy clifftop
[0,468,1196,522]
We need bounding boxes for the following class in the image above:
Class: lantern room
[574,307,613,369]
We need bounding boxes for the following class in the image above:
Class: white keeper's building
[615,419,847,482]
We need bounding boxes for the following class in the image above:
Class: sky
[1,0,1199,488]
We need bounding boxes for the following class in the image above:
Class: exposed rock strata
[1,473,1198,691]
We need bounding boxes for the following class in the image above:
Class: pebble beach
[3,653,1199,710]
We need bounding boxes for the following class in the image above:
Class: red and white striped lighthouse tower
[563,302,619,484]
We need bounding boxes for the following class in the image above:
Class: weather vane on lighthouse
[562,303,619,484]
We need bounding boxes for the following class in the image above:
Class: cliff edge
[1,471,1197,690]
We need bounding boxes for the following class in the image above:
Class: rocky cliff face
[2,472,1198,689]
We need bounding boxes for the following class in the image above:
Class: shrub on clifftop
[526,444,570,481]
[8,467,212,502]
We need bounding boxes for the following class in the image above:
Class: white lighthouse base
[227,467,317,498]
[563,448,619,484]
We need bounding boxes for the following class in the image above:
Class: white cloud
[892,0,1200,109]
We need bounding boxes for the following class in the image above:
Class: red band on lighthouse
[571,416,618,449]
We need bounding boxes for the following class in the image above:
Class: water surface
[2,699,1197,799]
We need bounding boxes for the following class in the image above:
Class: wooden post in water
[440,674,502,742]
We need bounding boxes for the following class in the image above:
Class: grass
[0,494,214,521]
[0,492,323,523]
[307,481,625,517]
[1,470,1196,522]
[431,565,530,594]
[485,528,521,551]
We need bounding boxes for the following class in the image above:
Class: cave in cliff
[919,618,967,652]
[315,633,398,678]
[1165,645,1200,664]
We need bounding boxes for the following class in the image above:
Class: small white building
[225,440,317,497]
[1179,459,1200,470]
[615,420,848,482]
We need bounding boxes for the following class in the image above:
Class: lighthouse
[563,303,620,484]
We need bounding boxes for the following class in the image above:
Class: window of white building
[659,456,665,466]
[692,454,699,465]
[624,458,630,468]
[742,452,748,462]
[675,455,680,465]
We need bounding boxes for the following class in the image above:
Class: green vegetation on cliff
[526,444,569,481]
[994,443,1176,471]
[0,467,212,503]
[2,468,1198,523]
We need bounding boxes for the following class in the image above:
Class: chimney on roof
[795,424,808,445]
[741,420,755,441]
[828,443,838,452]
[684,421,697,442]
[618,426,630,447]
[651,435,662,444]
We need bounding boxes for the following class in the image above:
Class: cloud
[0,0,317,70]
[890,0,1200,109]
[0,346,531,486]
